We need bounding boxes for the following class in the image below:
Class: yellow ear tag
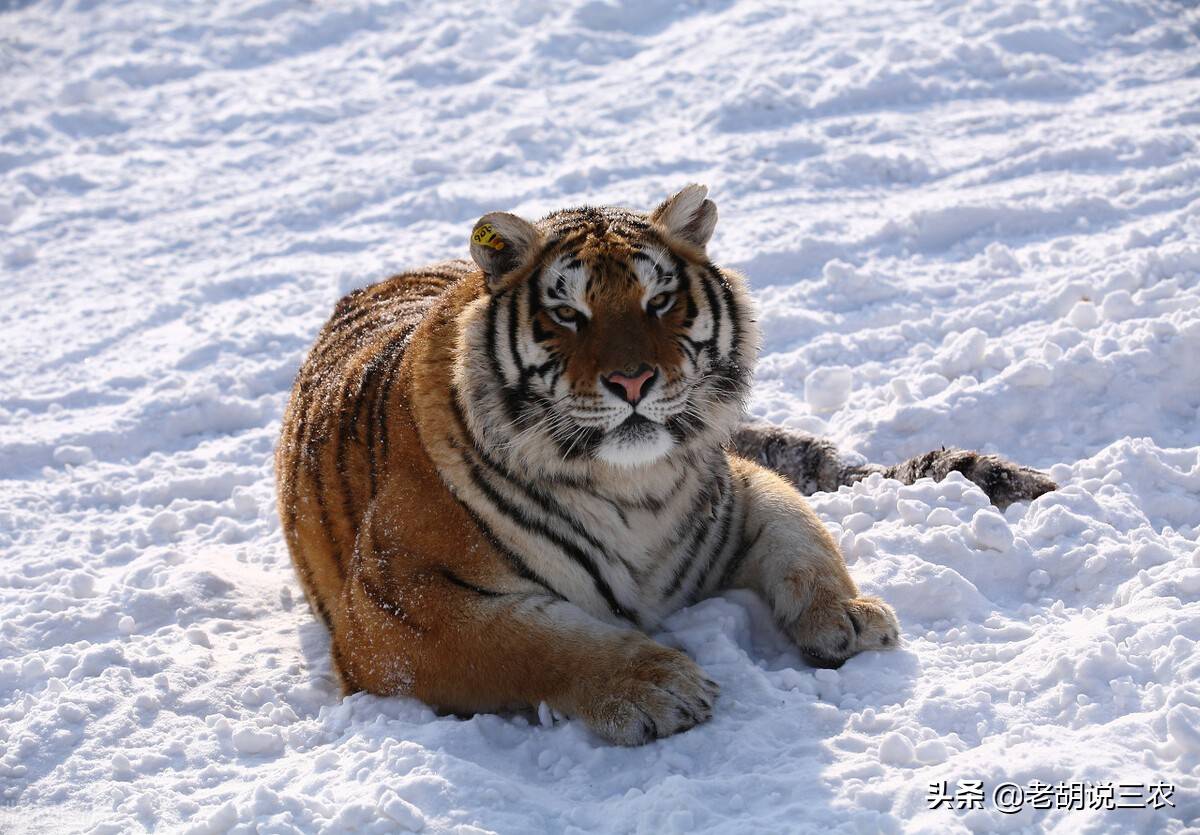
[471,223,505,251]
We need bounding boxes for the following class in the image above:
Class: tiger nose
[602,365,657,405]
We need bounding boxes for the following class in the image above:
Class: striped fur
[732,422,1057,510]
[276,186,899,745]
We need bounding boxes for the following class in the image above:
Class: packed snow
[2,0,1199,832]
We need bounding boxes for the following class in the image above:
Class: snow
[1,0,1198,832]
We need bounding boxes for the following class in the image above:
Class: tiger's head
[455,185,758,473]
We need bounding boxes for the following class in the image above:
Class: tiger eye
[553,305,578,321]
[648,292,672,311]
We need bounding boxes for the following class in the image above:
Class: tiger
[275,185,1055,745]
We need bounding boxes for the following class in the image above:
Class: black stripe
[311,295,401,368]
[507,286,524,384]
[341,567,429,643]
[677,334,702,364]
[710,264,744,357]
[484,295,522,428]
[682,277,699,323]
[333,363,371,532]
[358,573,430,634]
[610,465,687,515]
[443,391,570,603]
[299,310,422,568]
[447,384,630,569]
[667,462,733,600]
[351,526,431,634]
[717,478,760,590]
[661,476,719,600]
[543,470,630,526]
[440,568,502,598]
[469,440,636,575]
[302,424,343,573]
[368,336,408,493]
[459,496,565,600]
[462,450,636,624]
[690,479,737,599]
[696,266,725,354]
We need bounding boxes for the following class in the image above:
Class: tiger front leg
[723,456,900,668]
[332,499,718,745]
[334,573,718,745]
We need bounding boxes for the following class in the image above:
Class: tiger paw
[788,595,900,669]
[571,641,718,746]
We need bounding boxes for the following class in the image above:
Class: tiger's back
[275,259,472,625]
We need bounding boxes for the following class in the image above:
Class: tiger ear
[469,211,543,291]
[650,184,718,250]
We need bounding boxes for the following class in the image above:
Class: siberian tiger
[275,185,1055,745]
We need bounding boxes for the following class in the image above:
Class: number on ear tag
[471,224,505,250]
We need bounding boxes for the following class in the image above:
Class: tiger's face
[459,186,757,471]
[524,234,738,467]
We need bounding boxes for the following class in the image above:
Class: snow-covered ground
[2,0,1199,832]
